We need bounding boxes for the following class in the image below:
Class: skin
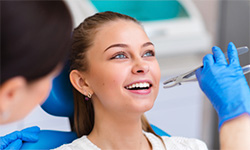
[70,19,161,150]
[220,114,250,150]
[0,66,60,124]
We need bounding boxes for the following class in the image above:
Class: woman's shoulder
[53,135,100,150]
[161,136,208,150]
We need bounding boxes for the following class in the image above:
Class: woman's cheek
[152,61,161,79]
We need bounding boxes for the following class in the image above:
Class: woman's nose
[132,59,149,74]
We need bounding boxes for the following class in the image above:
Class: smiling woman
[70,11,161,139]
[53,10,250,150]
[54,11,208,150]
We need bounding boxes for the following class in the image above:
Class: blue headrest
[41,63,74,118]
[21,130,77,149]
[151,124,170,137]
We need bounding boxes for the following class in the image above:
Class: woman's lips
[126,87,152,95]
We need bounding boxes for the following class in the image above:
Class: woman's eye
[111,52,128,59]
[143,50,155,57]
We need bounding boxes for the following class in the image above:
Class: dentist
[0,1,73,149]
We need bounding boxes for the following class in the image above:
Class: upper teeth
[126,82,150,89]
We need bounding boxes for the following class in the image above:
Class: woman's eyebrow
[104,42,154,52]
[142,42,154,48]
[104,44,128,52]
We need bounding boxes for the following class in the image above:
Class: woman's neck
[88,113,152,150]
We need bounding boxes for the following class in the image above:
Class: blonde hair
[70,11,162,141]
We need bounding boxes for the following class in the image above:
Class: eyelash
[110,50,155,60]
[143,50,155,57]
[110,51,128,59]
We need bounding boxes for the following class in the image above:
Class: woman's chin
[133,100,155,114]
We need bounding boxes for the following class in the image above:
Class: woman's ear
[0,76,26,113]
[69,70,92,96]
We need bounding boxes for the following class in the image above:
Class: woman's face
[85,20,161,115]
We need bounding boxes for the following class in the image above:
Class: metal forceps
[163,46,249,88]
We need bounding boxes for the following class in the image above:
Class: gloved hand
[0,126,40,150]
[195,42,250,130]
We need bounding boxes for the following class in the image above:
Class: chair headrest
[41,62,74,118]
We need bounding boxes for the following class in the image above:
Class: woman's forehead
[99,19,140,32]
[95,20,144,41]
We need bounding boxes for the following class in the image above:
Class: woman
[56,11,250,149]
[0,1,73,149]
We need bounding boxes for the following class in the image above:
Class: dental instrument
[163,46,249,88]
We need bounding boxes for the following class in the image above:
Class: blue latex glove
[0,126,40,150]
[195,42,250,130]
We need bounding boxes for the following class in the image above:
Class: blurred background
[1,0,249,149]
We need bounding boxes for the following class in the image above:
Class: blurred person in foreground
[0,1,73,149]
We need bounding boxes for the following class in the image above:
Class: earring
[87,93,92,98]
[84,96,89,101]
[84,93,92,101]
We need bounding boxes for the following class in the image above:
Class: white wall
[0,106,71,136]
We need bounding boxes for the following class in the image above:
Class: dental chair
[21,63,170,149]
